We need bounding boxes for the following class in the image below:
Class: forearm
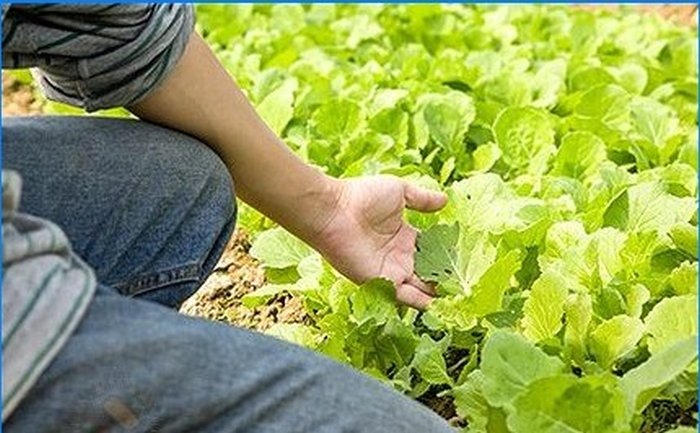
[129,32,340,245]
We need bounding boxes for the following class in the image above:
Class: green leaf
[569,67,615,92]
[631,97,677,147]
[531,59,567,109]
[242,254,323,307]
[630,96,681,164]
[422,91,476,155]
[311,99,363,139]
[658,36,698,78]
[508,374,630,433]
[411,335,452,386]
[644,295,698,355]
[615,63,647,95]
[521,272,568,343]
[470,249,522,316]
[376,318,419,367]
[269,4,306,35]
[266,323,320,347]
[564,292,593,365]
[602,191,629,231]
[439,156,455,184]
[415,224,461,284]
[589,315,644,369]
[657,163,698,197]
[444,175,507,231]
[620,283,650,318]
[472,142,502,172]
[539,221,590,289]
[250,227,314,268]
[256,77,298,135]
[586,228,627,287]
[552,131,607,181]
[349,278,397,325]
[242,284,290,308]
[678,136,698,170]
[368,88,409,115]
[445,174,543,235]
[493,106,555,171]
[669,223,698,257]
[416,225,498,297]
[574,84,631,130]
[670,262,698,296]
[369,108,409,149]
[423,294,477,331]
[541,222,588,263]
[594,286,627,321]
[620,336,698,413]
[626,182,696,234]
[196,4,252,46]
[481,330,564,408]
[453,371,510,433]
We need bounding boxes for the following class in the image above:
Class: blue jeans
[3,116,453,432]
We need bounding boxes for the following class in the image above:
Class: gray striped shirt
[3,4,195,111]
[2,4,194,419]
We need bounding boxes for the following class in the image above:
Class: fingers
[406,274,436,296]
[397,283,434,310]
[396,275,437,310]
[403,182,448,213]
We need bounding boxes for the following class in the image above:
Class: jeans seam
[112,262,203,297]
[108,210,235,302]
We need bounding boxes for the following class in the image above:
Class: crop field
[4,4,698,433]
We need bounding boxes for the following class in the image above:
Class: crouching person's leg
[4,285,454,433]
[3,116,236,308]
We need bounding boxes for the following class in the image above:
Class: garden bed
[3,5,697,433]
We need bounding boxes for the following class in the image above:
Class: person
[2,4,454,432]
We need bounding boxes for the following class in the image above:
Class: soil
[581,5,698,27]
[649,5,698,26]
[640,399,699,433]
[178,230,307,331]
[2,73,43,116]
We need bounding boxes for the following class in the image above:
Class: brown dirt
[179,229,308,331]
[2,73,43,116]
[639,399,698,433]
[629,5,697,27]
[574,5,697,27]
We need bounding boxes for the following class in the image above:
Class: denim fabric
[3,116,235,308]
[3,116,453,432]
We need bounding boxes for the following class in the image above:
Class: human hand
[312,176,447,309]
[129,34,445,307]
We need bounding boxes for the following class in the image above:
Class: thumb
[403,182,448,213]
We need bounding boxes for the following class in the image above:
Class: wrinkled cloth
[2,169,96,420]
[2,4,194,111]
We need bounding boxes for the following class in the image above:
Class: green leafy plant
[203,5,699,432]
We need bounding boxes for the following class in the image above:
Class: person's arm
[128,32,447,308]
[129,33,338,246]
[4,0,446,307]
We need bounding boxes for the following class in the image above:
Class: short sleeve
[2,4,195,112]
